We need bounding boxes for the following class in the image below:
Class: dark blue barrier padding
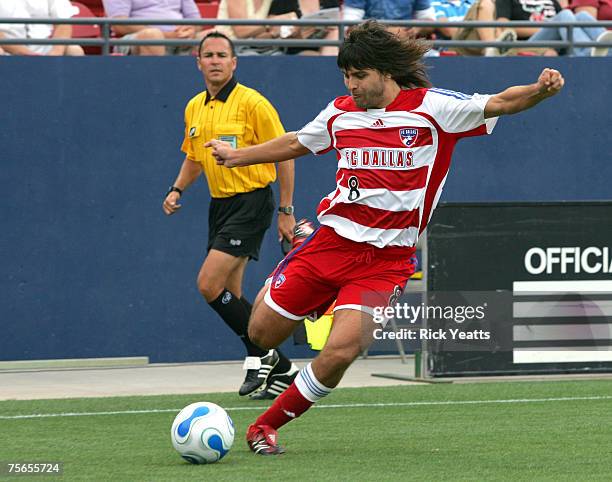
[1,57,610,362]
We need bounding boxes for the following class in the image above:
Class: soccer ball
[170,402,235,464]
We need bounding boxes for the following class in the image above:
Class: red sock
[255,382,313,430]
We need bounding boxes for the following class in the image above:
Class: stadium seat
[197,1,220,29]
[196,1,220,18]
[71,2,102,55]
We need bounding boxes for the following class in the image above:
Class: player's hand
[278,214,296,243]
[537,68,564,97]
[163,191,182,215]
[205,139,240,168]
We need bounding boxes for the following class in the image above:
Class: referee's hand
[205,139,238,168]
[278,214,296,243]
[163,192,182,215]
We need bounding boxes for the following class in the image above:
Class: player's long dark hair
[337,20,432,89]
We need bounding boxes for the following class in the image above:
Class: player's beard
[353,81,386,109]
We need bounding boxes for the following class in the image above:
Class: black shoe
[238,350,279,396]
[249,364,299,400]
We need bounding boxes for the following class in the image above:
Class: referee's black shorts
[208,185,274,261]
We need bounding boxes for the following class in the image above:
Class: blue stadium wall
[1,57,610,363]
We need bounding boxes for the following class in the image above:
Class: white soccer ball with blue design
[171,402,235,464]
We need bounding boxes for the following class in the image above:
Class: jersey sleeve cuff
[296,130,331,155]
[473,94,498,134]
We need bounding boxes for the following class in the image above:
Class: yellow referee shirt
[181,77,285,198]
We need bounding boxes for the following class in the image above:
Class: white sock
[294,363,332,403]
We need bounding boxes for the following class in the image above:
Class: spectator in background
[480,0,566,56]
[495,0,561,37]
[494,0,562,54]
[216,0,338,55]
[0,0,84,56]
[430,0,513,55]
[528,0,612,55]
[274,0,340,56]
[431,0,476,35]
[214,0,283,53]
[102,0,202,55]
[342,0,437,38]
[574,0,612,55]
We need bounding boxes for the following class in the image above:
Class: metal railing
[0,17,611,56]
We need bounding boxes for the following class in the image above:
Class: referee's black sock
[240,296,252,313]
[209,289,267,357]
[240,295,292,374]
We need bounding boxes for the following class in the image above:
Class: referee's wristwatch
[166,186,183,197]
[278,205,294,215]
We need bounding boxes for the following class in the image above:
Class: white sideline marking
[1,395,611,420]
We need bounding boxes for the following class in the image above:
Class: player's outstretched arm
[484,68,565,119]
[205,132,310,168]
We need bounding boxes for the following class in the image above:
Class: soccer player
[163,32,298,397]
[207,21,565,454]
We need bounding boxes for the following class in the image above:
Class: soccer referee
[163,31,297,397]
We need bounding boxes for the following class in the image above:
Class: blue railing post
[102,21,110,56]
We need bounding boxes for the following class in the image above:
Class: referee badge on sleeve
[188,126,198,138]
[218,135,238,149]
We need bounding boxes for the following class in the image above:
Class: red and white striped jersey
[296,87,498,250]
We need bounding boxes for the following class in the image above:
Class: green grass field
[1,380,611,481]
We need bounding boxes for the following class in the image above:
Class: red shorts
[264,226,417,320]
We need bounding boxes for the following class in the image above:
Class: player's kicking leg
[246,306,371,455]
